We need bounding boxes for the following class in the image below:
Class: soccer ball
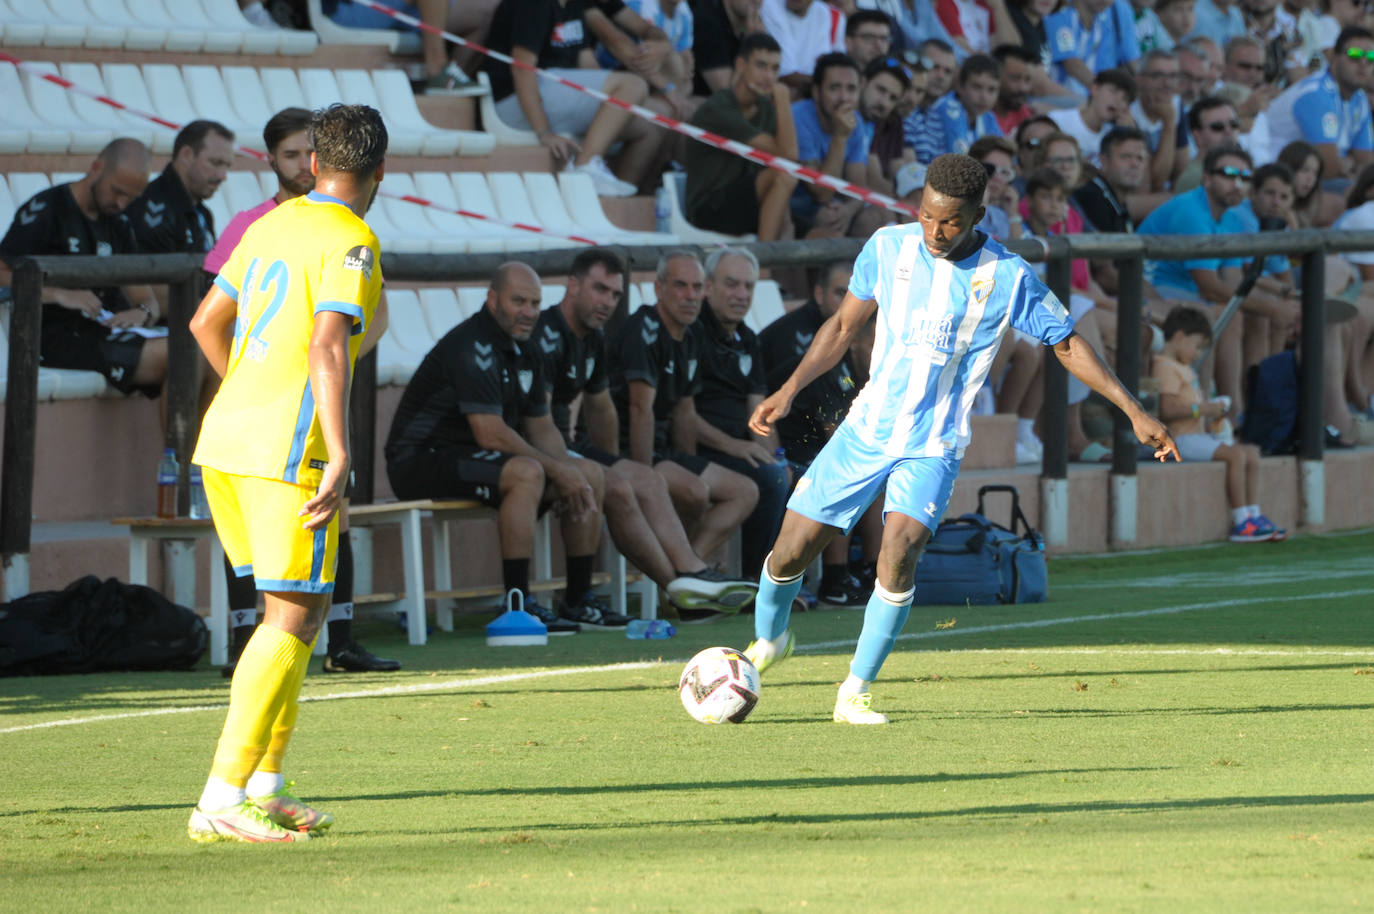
[678,646,761,724]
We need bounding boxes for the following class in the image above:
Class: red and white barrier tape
[347,0,921,219]
[0,50,603,247]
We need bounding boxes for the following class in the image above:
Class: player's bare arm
[189,284,239,378]
[300,310,354,530]
[750,292,876,436]
[356,291,389,357]
[1052,331,1181,463]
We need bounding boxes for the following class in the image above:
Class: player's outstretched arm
[189,285,238,378]
[1052,331,1180,463]
[750,291,876,437]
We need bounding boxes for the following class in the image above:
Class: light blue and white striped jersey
[843,225,1075,458]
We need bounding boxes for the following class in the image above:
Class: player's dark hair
[845,9,892,37]
[172,119,234,159]
[1025,166,1068,198]
[311,104,388,176]
[263,107,313,155]
[863,56,911,89]
[1336,25,1374,52]
[569,248,626,281]
[992,43,1038,66]
[737,31,781,61]
[957,54,1001,85]
[1163,304,1213,342]
[1202,142,1251,174]
[812,52,860,88]
[926,153,989,205]
[1187,95,1234,132]
[1253,161,1293,191]
[1100,125,1149,158]
[1093,67,1137,103]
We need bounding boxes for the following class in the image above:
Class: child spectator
[1152,305,1286,541]
[1047,68,1136,167]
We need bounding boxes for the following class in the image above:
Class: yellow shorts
[201,467,338,594]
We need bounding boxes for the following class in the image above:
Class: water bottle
[774,446,787,464]
[189,465,209,520]
[156,447,180,519]
[626,618,676,639]
[654,186,671,234]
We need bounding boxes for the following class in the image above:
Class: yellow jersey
[193,191,382,487]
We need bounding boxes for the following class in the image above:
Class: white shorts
[787,423,960,534]
[1176,432,1223,461]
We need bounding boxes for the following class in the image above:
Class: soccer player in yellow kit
[186,104,387,843]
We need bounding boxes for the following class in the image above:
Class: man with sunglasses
[1172,95,1244,192]
[1265,25,1374,181]
[1138,144,1300,418]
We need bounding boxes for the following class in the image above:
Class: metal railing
[5,228,1373,595]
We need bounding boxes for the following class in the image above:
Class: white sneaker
[566,156,637,197]
[833,691,888,724]
[1015,441,1039,465]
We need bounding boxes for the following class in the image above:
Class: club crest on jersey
[518,369,534,393]
[737,352,752,376]
[971,277,994,304]
[96,241,112,257]
[686,358,698,381]
[585,356,595,378]
[342,245,374,280]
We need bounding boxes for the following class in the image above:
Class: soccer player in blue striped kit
[746,153,1180,724]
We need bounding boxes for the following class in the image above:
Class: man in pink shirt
[206,107,401,678]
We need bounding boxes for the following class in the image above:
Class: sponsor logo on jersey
[342,244,374,280]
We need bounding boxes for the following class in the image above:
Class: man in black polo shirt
[691,247,788,580]
[385,261,616,633]
[534,248,758,615]
[127,120,234,257]
[608,251,759,607]
[758,258,850,376]
[0,138,166,395]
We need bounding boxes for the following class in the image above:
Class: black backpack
[1241,350,1299,455]
[0,575,207,677]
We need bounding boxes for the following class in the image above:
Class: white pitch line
[928,647,1374,658]
[3,588,1370,735]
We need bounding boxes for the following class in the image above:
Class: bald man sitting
[385,261,628,634]
[0,138,168,395]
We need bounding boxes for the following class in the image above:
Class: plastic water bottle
[156,447,180,519]
[654,186,671,234]
[626,618,676,639]
[774,446,788,464]
[189,466,209,520]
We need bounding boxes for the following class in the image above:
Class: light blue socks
[850,580,915,682]
[754,552,804,642]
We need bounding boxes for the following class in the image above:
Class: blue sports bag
[913,485,1048,605]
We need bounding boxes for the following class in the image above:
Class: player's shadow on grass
[439,791,1374,835]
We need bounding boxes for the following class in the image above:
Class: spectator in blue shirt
[1265,25,1374,183]
[1188,0,1247,48]
[792,52,874,237]
[902,38,959,162]
[931,53,1005,156]
[1046,0,1141,95]
[1138,144,1300,416]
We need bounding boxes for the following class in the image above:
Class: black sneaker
[323,640,402,673]
[566,591,631,629]
[668,567,758,614]
[523,595,580,635]
[818,574,870,608]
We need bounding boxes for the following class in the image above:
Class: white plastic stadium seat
[163,0,243,53]
[222,171,267,215]
[411,172,502,254]
[417,288,463,340]
[6,174,56,210]
[450,172,551,252]
[369,69,494,157]
[379,173,465,254]
[475,72,539,147]
[329,69,438,157]
[638,281,656,305]
[306,0,402,51]
[221,67,278,141]
[203,188,233,239]
[255,170,277,200]
[0,178,18,235]
[383,288,437,364]
[24,0,86,47]
[556,172,677,244]
[45,0,124,48]
[455,287,486,319]
[119,0,207,52]
[181,66,258,140]
[746,280,786,334]
[520,173,603,245]
[0,64,71,154]
[626,282,643,311]
[100,63,177,154]
[140,64,205,139]
[57,63,158,149]
[0,0,49,46]
[103,0,173,50]
[21,61,114,154]
[256,67,310,117]
[662,172,754,244]
[202,0,318,55]
[486,173,579,250]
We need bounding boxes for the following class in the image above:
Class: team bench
[117,499,657,661]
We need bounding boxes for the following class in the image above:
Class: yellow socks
[209,625,313,787]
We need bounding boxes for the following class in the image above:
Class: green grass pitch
[2,530,1372,913]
